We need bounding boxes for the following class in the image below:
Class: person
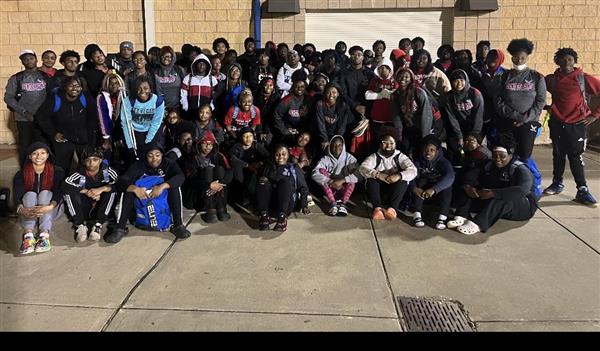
[302,43,316,63]
[273,43,289,70]
[62,147,118,242]
[409,49,451,100]
[39,50,57,78]
[543,47,600,206]
[125,51,157,95]
[147,46,161,70]
[315,82,351,149]
[339,46,375,130]
[175,44,200,75]
[36,76,97,173]
[443,69,485,165]
[371,40,386,68]
[80,43,113,97]
[161,109,195,152]
[13,142,64,254]
[398,38,413,58]
[237,37,258,82]
[454,132,492,190]
[256,145,310,232]
[410,136,455,229]
[120,77,165,159]
[229,127,270,207]
[248,48,277,94]
[480,48,505,143]
[155,46,185,111]
[212,37,230,63]
[359,135,417,220]
[448,132,537,235]
[365,57,400,145]
[166,130,194,167]
[97,71,127,169]
[253,77,279,147]
[181,131,233,221]
[276,50,308,98]
[180,53,218,121]
[412,37,426,52]
[449,49,484,91]
[223,88,261,146]
[494,38,546,198]
[433,44,454,76]
[48,50,89,94]
[4,50,48,166]
[288,132,313,173]
[104,143,191,243]
[107,41,135,77]
[214,62,248,123]
[312,135,358,216]
[306,72,328,101]
[272,73,312,146]
[318,50,342,82]
[363,50,375,70]
[390,68,434,158]
[390,48,410,72]
[210,54,226,82]
[194,104,225,145]
[474,40,491,74]
[334,41,351,71]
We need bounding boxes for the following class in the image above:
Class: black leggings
[366,178,408,211]
[256,176,294,216]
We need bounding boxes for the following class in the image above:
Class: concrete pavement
[0,145,599,331]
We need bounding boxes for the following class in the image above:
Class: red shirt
[224,106,261,130]
[546,68,600,123]
[367,77,399,123]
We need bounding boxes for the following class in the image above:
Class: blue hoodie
[412,144,455,193]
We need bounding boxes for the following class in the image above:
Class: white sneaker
[307,195,315,207]
[337,203,348,216]
[88,223,102,241]
[447,216,466,229]
[328,205,338,216]
[75,224,88,243]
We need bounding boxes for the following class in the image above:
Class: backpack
[509,159,542,200]
[133,175,172,231]
[419,86,442,121]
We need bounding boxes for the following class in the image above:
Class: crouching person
[359,135,417,220]
[256,145,310,232]
[104,143,191,243]
[62,147,118,242]
[448,132,537,235]
[312,135,359,216]
[14,142,65,254]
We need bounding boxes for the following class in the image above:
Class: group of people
[4,35,599,255]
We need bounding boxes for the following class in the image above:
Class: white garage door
[305,10,450,54]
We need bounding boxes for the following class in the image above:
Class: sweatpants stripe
[64,194,76,217]
[116,193,124,222]
[105,192,116,216]
[178,188,184,225]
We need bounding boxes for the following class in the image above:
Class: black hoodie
[443,69,484,140]
[116,144,184,192]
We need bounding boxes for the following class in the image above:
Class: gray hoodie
[4,70,48,122]
[312,135,359,186]
[494,67,547,124]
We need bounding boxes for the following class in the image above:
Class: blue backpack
[509,159,542,200]
[53,92,87,112]
[133,175,172,231]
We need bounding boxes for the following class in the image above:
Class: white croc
[457,220,481,236]
[447,216,466,229]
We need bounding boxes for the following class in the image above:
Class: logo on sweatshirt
[505,80,535,91]
[21,80,46,92]
[157,75,177,84]
[455,99,474,111]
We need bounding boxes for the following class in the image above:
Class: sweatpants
[412,179,452,217]
[318,169,355,205]
[20,190,54,232]
[549,117,587,187]
[256,175,294,216]
[366,178,408,211]
[499,121,540,160]
[63,188,116,226]
[115,187,184,229]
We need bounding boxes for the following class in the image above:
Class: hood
[190,53,212,76]
[449,69,471,98]
[418,135,443,166]
[326,135,346,160]
[194,130,219,158]
[487,49,505,75]
[374,58,394,78]
[552,66,583,81]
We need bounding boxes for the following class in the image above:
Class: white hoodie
[312,135,359,186]
[276,62,309,98]
[359,149,417,181]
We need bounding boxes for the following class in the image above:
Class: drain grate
[397,296,477,332]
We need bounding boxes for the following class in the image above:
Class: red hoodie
[546,67,600,123]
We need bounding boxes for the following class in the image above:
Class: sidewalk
[0,145,598,331]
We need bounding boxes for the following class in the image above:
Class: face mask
[513,63,527,71]
[381,149,395,157]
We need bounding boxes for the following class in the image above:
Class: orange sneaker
[372,207,385,220]
[383,207,397,220]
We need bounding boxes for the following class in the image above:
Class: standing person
[410,49,451,100]
[543,47,600,206]
[120,77,165,159]
[363,50,375,71]
[312,135,358,216]
[318,50,342,82]
[125,51,157,95]
[276,50,308,98]
[210,55,226,83]
[213,37,230,62]
[359,135,417,220]
[62,147,118,242]
[214,62,248,123]
[237,37,258,82]
[13,142,64,254]
[222,88,261,148]
[97,71,127,170]
[272,75,312,146]
[253,77,279,147]
[4,50,48,166]
[371,40,386,68]
[494,38,546,197]
[103,143,191,244]
[443,69,485,165]
[433,44,454,76]
[39,50,57,78]
[181,53,217,120]
[412,37,425,52]
[315,82,352,150]
[273,43,289,70]
[107,41,135,77]
[480,48,506,144]
[147,46,161,70]
[450,49,484,91]
[80,44,113,97]
[365,58,400,145]
[48,50,89,94]
[474,40,491,74]
[256,145,310,232]
[36,76,97,173]
[334,41,351,71]
[339,46,375,129]
[155,46,184,111]
[398,38,413,59]
[248,48,277,93]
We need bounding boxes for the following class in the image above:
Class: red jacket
[546,67,600,123]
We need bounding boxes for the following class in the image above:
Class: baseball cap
[120,41,134,50]
[19,49,36,59]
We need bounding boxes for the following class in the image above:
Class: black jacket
[116,156,185,192]
[338,65,375,110]
[261,162,309,208]
[62,162,118,194]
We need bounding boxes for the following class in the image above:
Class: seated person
[256,145,310,232]
[288,131,313,173]
[14,142,65,254]
[229,127,270,206]
[223,88,261,147]
[359,135,417,220]
[104,143,191,243]
[181,131,233,223]
[410,136,455,229]
[448,132,537,235]
[193,104,224,145]
[161,109,195,152]
[62,147,118,242]
[312,135,359,217]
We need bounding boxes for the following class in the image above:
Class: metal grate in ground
[397,296,477,332]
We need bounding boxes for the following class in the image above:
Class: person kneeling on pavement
[359,135,417,220]
[62,147,118,242]
[448,132,537,235]
[104,143,191,243]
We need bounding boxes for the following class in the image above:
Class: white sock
[23,232,34,239]
[438,214,447,221]
[413,212,422,219]
[39,232,49,238]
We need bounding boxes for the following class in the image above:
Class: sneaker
[273,214,288,232]
[307,194,315,207]
[170,225,191,239]
[104,227,128,244]
[413,216,425,228]
[217,209,231,222]
[383,207,397,220]
[543,182,564,195]
[20,235,36,255]
[337,203,348,217]
[74,224,88,243]
[447,216,466,229]
[201,210,218,224]
[435,219,447,230]
[258,214,270,231]
[34,236,51,253]
[372,207,385,220]
[89,223,102,241]
[575,186,598,207]
[328,204,338,216]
